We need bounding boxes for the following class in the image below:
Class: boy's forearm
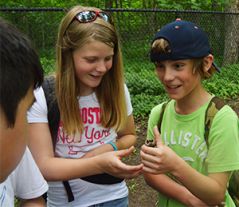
[144,173,211,206]
[172,159,227,205]
[144,173,195,205]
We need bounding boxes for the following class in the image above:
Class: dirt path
[126,117,158,207]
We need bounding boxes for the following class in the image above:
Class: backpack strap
[204,96,225,147]
[42,76,75,202]
[62,181,74,202]
[157,101,168,134]
[145,101,168,147]
[42,75,60,149]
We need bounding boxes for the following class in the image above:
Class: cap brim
[212,62,221,72]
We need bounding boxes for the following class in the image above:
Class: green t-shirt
[147,99,239,207]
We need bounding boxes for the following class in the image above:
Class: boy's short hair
[0,18,44,128]
[150,19,220,73]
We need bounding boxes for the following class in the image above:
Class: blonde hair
[55,5,127,135]
[151,38,216,79]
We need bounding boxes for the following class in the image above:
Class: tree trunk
[223,0,239,66]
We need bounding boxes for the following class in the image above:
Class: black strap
[63,181,75,202]
[42,76,75,202]
[42,76,60,149]
[157,102,168,133]
[145,102,168,147]
[82,174,123,184]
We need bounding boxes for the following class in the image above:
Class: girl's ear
[203,54,214,73]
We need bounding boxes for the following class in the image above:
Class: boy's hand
[140,126,181,174]
[154,125,164,147]
[145,139,156,147]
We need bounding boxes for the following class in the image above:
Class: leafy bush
[40,57,55,75]
[131,94,167,117]
[125,70,165,96]
[125,69,167,117]
[204,64,239,98]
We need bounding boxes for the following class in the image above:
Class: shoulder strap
[145,102,168,147]
[42,76,75,202]
[42,76,60,149]
[157,101,168,133]
[204,96,225,147]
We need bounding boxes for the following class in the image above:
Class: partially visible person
[0,148,48,207]
[140,19,239,206]
[27,5,142,207]
[0,18,48,206]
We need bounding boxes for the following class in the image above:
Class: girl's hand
[97,146,143,179]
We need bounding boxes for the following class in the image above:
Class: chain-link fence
[1,8,239,116]
[1,8,238,64]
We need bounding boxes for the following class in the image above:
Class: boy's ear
[203,54,214,72]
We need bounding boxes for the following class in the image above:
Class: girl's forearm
[115,134,136,150]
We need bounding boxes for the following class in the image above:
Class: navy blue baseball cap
[150,19,220,72]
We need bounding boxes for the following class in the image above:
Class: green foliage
[40,57,55,75]
[125,69,167,117]
[0,0,230,11]
[131,94,167,117]
[0,0,104,8]
[0,11,63,55]
[114,0,228,11]
[125,69,164,95]
[204,64,239,99]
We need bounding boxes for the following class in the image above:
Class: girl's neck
[79,87,94,97]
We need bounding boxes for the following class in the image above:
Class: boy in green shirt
[140,19,239,206]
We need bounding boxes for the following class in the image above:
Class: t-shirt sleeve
[206,105,239,173]
[124,84,133,116]
[13,147,48,199]
[27,87,48,123]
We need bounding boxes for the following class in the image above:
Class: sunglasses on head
[75,10,111,23]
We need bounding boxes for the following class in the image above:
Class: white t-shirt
[27,85,133,207]
[0,147,48,207]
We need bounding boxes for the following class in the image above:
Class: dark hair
[0,18,44,128]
